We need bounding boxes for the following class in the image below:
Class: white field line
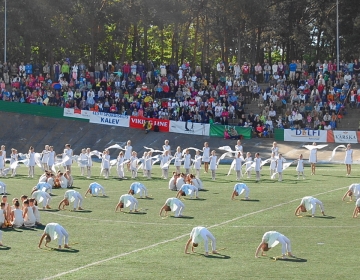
[47,212,193,227]
[231,225,359,228]
[42,186,346,280]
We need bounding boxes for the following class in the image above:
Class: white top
[254,158,261,172]
[174,152,182,167]
[28,152,36,166]
[124,145,132,160]
[262,231,281,248]
[344,149,353,165]
[209,155,217,170]
[183,154,191,169]
[235,145,243,154]
[202,147,210,162]
[41,150,50,163]
[296,159,304,172]
[309,149,317,163]
[271,146,279,157]
[102,154,110,169]
[48,151,56,166]
[194,155,202,169]
[276,158,286,172]
[64,148,73,166]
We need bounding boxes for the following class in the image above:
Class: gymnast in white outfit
[276,154,286,182]
[296,154,305,179]
[183,149,192,175]
[193,150,202,178]
[33,182,53,194]
[209,150,217,180]
[175,173,186,191]
[269,152,276,178]
[58,190,84,211]
[202,142,210,173]
[184,226,217,256]
[159,197,185,218]
[116,151,125,179]
[85,182,106,197]
[352,198,360,218]
[10,200,24,228]
[174,146,182,174]
[128,182,148,198]
[41,145,50,171]
[342,183,360,202]
[190,174,203,190]
[255,231,295,259]
[124,140,133,172]
[31,190,51,209]
[0,181,6,194]
[295,196,325,217]
[309,142,317,175]
[231,183,250,200]
[254,152,262,182]
[235,152,243,180]
[23,200,36,227]
[176,184,199,199]
[115,194,139,212]
[160,150,171,179]
[38,223,70,249]
[344,144,353,176]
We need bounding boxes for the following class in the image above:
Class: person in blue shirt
[289,60,297,81]
[25,63,33,76]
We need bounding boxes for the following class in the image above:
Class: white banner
[284,129,327,142]
[89,112,130,127]
[333,131,358,143]
[63,108,91,120]
[169,121,210,136]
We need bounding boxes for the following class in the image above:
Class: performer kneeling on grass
[85,182,106,197]
[159,197,185,218]
[255,231,295,259]
[295,196,325,217]
[342,183,360,202]
[115,194,139,213]
[58,190,84,211]
[184,226,218,256]
[176,184,199,199]
[38,223,70,249]
[128,182,148,198]
[231,183,250,200]
[352,198,360,218]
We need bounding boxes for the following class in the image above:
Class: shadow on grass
[185,198,206,201]
[40,209,60,213]
[170,215,194,219]
[194,252,230,259]
[199,189,209,192]
[213,193,220,195]
[50,248,80,253]
[0,246,11,250]
[122,211,147,215]
[239,199,260,202]
[138,197,154,200]
[313,216,336,219]
[36,224,46,230]
[271,257,307,262]
[76,210,93,213]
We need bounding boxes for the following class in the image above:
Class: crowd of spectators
[1,58,360,134]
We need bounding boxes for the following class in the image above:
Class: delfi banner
[169,121,210,136]
[332,131,358,143]
[129,116,170,132]
[283,129,327,142]
[89,112,130,127]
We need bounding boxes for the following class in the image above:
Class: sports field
[1,163,359,280]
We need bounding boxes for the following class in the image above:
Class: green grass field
[1,163,359,280]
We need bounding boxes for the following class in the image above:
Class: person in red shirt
[317,83,324,95]
[109,103,117,113]
[122,61,131,80]
[135,74,142,85]
[256,124,264,137]
[356,94,360,108]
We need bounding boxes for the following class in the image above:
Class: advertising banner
[63,108,91,120]
[129,117,170,132]
[169,121,210,136]
[209,125,252,139]
[89,112,130,127]
[283,129,327,142]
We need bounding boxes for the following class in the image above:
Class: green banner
[210,124,252,139]
[274,128,285,141]
[0,101,87,121]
